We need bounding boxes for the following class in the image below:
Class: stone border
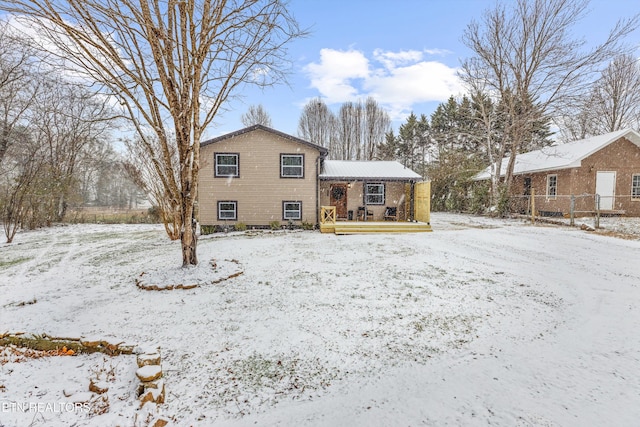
[135,258,244,291]
[0,332,135,356]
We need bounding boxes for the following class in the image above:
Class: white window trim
[218,201,237,220]
[365,183,385,205]
[283,201,302,220]
[632,173,640,201]
[215,153,239,177]
[546,174,557,200]
[281,154,304,178]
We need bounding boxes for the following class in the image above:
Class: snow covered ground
[1,213,639,426]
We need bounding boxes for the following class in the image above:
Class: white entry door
[596,171,616,210]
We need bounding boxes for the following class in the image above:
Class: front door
[330,184,348,219]
[596,171,616,210]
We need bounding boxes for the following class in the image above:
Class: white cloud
[303,48,464,120]
[303,49,369,103]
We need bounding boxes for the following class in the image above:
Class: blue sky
[212,0,640,139]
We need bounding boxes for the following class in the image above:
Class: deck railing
[320,205,336,225]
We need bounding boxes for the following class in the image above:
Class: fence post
[595,194,600,229]
[531,188,535,224]
[570,195,575,226]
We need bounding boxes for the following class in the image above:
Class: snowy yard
[1,213,640,426]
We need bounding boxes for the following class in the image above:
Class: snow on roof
[474,128,640,180]
[320,160,423,181]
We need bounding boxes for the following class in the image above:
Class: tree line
[0,22,144,243]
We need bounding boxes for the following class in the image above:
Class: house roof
[320,160,423,181]
[201,124,329,156]
[474,128,640,180]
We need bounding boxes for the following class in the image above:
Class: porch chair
[384,206,398,221]
[357,206,373,221]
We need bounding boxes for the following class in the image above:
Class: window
[217,201,237,220]
[281,154,304,178]
[283,201,302,220]
[633,174,640,200]
[546,174,557,199]
[365,183,385,205]
[215,153,239,177]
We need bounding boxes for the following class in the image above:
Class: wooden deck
[320,220,432,234]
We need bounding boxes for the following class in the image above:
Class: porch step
[320,221,432,234]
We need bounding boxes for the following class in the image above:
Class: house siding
[199,129,322,227]
[511,136,640,216]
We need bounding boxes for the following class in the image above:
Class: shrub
[200,225,216,235]
[234,222,247,232]
[269,220,281,230]
[301,221,315,230]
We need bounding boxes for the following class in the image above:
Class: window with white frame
[217,201,237,220]
[281,154,304,178]
[283,201,302,220]
[632,174,640,200]
[546,174,557,198]
[215,153,239,177]
[365,183,385,205]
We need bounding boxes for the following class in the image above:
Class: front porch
[319,206,432,234]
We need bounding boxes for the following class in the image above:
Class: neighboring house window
[281,154,304,178]
[632,174,640,200]
[218,201,237,220]
[283,201,302,220]
[215,153,239,177]
[546,174,557,198]
[365,183,385,205]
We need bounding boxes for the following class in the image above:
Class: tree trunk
[181,195,198,267]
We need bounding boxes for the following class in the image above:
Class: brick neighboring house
[474,128,640,216]
[198,125,428,230]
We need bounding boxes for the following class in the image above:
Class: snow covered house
[198,125,430,231]
[474,129,640,216]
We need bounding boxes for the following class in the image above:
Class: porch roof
[320,160,422,181]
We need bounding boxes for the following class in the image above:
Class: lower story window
[365,183,385,205]
[283,201,302,220]
[218,201,237,220]
[633,174,640,200]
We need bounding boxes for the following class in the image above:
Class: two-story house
[199,125,431,232]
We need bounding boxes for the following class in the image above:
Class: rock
[137,353,161,368]
[141,379,164,390]
[136,365,162,382]
[139,384,165,406]
[89,379,109,394]
[150,417,170,427]
[580,223,595,231]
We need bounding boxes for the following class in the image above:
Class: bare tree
[0,128,43,242]
[588,54,640,133]
[1,0,305,266]
[460,0,638,200]
[297,97,338,155]
[0,20,38,165]
[124,135,181,240]
[240,104,272,127]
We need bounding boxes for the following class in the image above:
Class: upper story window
[632,174,640,200]
[546,174,557,199]
[215,153,239,177]
[365,183,385,205]
[281,154,304,178]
